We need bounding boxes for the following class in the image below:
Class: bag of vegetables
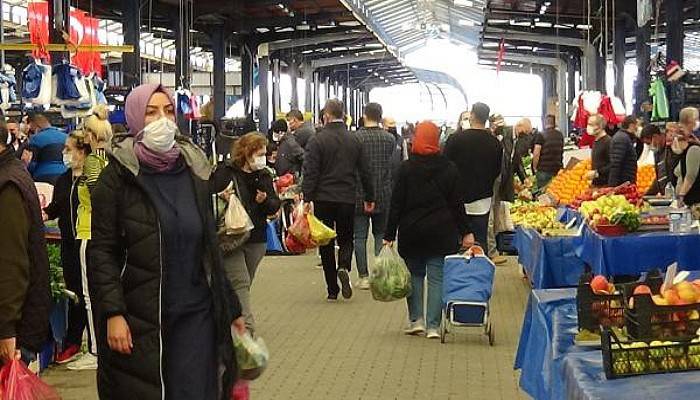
[369,246,412,302]
[232,329,269,381]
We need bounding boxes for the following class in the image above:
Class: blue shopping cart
[441,254,496,345]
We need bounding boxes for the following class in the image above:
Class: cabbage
[370,246,412,302]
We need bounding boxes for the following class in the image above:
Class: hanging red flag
[27,1,103,77]
[496,38,505,75]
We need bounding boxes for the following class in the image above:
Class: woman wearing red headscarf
[383,121,472,339]
[88,83,244,399]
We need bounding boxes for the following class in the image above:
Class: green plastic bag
[369,246,412,302]
[307,213,337,246]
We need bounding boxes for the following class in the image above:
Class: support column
[634,22,651,116]
[271,58,281,120]
[666,0,684,66]
[582,44,598,90]
[48,0,70,67]
[211,27,226,122]
[324,75,331,101]
[614,18,626,100]
[122,0,141,87]
[313,71,321,122]
[303,62,313,113]
[567,54,577,105]
[289,60,299,110]
[240,43,254,121]
[175,1,191,89]
[258,56,270,134]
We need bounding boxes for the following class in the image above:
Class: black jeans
[466,212,490,254]
[314,201,355,296]
[62,239,88,348]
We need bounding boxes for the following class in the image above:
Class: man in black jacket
[609,116,639,186]
[0,124,51,365]
[444,102,502,254]
[286,109,316,149]
[303,99,375,301]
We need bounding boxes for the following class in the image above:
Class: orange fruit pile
[636,164,656,194]
[547,159,592,205]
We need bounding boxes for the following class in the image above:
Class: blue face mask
[63,152,72,168]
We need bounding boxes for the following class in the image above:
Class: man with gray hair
[586,114,612,187]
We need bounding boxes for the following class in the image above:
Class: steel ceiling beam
[267,32,372,51]
[310,51,390,69]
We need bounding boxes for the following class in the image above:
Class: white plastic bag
[232,329,269,381]
[224,181,254,235]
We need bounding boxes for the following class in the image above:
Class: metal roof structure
[348,0,487,54]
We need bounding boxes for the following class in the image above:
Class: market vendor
[674,108,700,214]
[586,115,612,187]
[609,116,639,186]
[641,124,672,195]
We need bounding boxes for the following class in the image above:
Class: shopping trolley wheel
[440,310,447,343]
[487,321,495,346]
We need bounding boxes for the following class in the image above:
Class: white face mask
[586,126,597,136]
[250,155,267,171]
[63,152,73,168]
[141,117,178,153]
[695,121,700,131]
[460,120,470,130]
[272,132,284,142]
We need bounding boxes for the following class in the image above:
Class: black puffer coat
[89,135,242,400]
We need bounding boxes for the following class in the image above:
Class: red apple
[634,285,652,295]
[591,275,610,293]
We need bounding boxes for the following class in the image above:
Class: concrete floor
[43,252,530,400]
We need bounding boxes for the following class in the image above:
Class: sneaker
[55,344,81,364]
[491,255,508,265]
[66,353,98,371]
[337,268,353,299]
[357,277,370,290]
[315,261,324,270]
[404,320,426,336]
[327,294,338,302]
[426,329,440,339]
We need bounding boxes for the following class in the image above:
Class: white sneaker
[357,277,370,290]
[426,329,440,339]
[404,320,426,336]
[66,352,98,371]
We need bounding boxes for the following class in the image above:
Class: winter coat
[609,129,638,186]
[497,127,515,202]
[211,164,281,243]
[354,127,396,215]
[275,134,304,176]
[294,121,315,149]
[302,121,375,205]
[444,128,503,203]
[0,148,51,353]
[43,170,81,283]
[385,154,468,259]
[88,134,242,400]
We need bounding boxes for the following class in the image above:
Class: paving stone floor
[43,252,530,400]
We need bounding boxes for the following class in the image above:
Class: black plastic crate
[601,328,700,379]
[496,231,517,255]
[624,292,700,341]
[577,269,662,332]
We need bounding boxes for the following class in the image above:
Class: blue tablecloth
[514,226,586,288]
[516,286,700,400]
[562,350,700,399]
[574,223,700,276]
[515,288,584,400]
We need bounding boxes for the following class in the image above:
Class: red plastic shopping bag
[230,380,249,400]
[0,359,61,400]
[287,201,315,248]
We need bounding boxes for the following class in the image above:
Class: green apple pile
[511,204,565,231]
[579,194,641,231]
[610,338,700,375]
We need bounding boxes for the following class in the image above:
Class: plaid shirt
[355,127,397,214]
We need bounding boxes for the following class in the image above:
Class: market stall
[514,226,585,288]
[516,276,700,400]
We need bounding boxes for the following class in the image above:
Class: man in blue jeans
[353,103,396,289]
